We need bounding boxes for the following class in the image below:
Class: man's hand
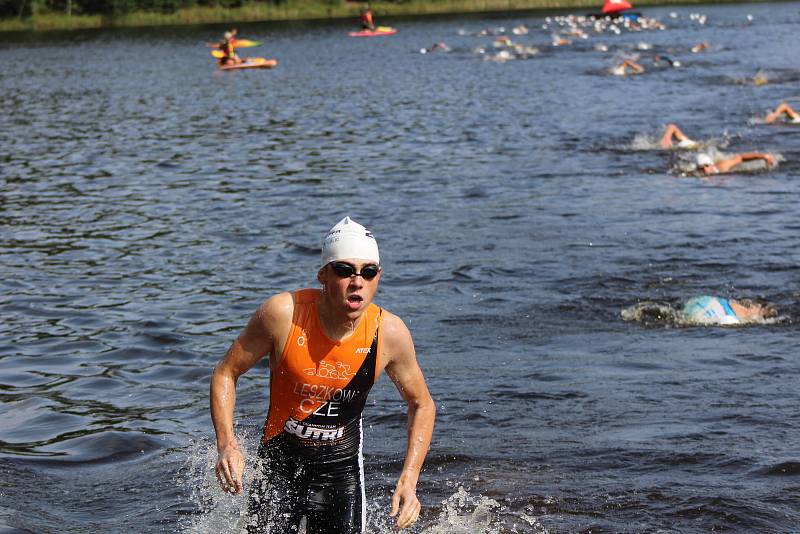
[215,443,245,494]
[389,478,421,529]
[764,154,776,168]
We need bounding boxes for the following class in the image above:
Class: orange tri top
[262,289,383,446]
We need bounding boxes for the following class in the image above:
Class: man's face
[318,259,382,316]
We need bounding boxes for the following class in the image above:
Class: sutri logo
[284,418,344,441]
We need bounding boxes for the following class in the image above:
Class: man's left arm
[382,312,436,530]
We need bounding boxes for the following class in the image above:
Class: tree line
[0,0,387,20]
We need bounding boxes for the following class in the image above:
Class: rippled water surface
[2,3,800,532]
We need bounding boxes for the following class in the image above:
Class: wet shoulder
[378,309,414,363]
[258,290,308,329]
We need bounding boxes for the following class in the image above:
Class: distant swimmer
[652,55,680,68]
[691,41,710,53]
[622,296,779,326]
[696,151,776,175]
[765,102,800,124]
[753,71,769,86]
[610,58,645,76]
[210,217,435,532]
[660,123,699,149]
[420,42,450,54]
[552,36,572,47]
[493,35,513,47]
[682,296,777,325]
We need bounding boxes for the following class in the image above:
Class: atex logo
[303,361,355,380]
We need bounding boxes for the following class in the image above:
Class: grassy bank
[0,0,730,33]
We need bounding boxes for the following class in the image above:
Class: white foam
[630,133,659,151]
[420,486,505,533]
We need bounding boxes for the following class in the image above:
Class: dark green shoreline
[0,0,768,33]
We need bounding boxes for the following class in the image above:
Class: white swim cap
[696,153,714,167]
[321,216,380,267]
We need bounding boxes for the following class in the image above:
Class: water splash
[178,432,256,534]
[178,436,543,534]
[621,301,681,326]
[630,133,659,151]
[420,486,548,534]
[421,486,500,533]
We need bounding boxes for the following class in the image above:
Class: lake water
[2,2,800,532]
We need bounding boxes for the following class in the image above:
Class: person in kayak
[210,216,436,533]
[765,102,800,124]
[360,3,376,31]
[218,29,242,66]
[660,123,699,149]
[695,151,776,175]
[681,296,777,325]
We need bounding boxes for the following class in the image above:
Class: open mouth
[346,294,363,309]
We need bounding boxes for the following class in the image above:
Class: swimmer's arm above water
[623,59,645,73]
[741,152,775,167]
[765,102,799,124]
[382,313,436,530]
[716,152,775,173]
[209,292,291,494]
[660,123,692,148]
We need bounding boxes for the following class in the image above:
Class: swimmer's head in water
[696,153,714,167]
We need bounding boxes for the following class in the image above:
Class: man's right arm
[209,292,293,494]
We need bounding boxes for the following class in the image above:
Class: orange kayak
[219,57,278,70]
[349,27,397,37]
[206,38,261,49]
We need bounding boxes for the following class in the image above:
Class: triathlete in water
[765,101,800,124]
[360,3,376,31]
[610,58,645,76]
[420,42,450,54]
[660,123,699,149]
[682,296,777,325]
[210,217,435,533]
[652,54,680,68]
[695,151,776,175]
[622,297,778,326]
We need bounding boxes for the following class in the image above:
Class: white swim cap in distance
[696,153,714,167]
[321,216,380,267]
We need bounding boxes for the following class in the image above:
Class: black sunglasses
[330,262,381,281]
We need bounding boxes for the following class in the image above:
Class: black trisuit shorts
[246,426,366,534]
